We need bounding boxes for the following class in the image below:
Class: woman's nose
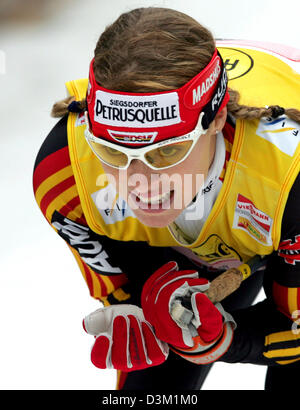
[127,159,159,193]
[127,159,153,177]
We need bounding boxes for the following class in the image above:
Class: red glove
[141,262,235,364]
[83,305,169,372]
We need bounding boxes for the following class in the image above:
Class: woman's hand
[141,262,235,364]
[83,304,169,371]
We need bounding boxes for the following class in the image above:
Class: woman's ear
[214,106,228,133]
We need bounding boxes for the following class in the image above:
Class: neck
[205,132,217,181]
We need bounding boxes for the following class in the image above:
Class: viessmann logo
[233,194,273,245]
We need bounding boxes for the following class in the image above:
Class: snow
[1,0,299,390]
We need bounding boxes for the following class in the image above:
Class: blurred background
[0,0,299,390]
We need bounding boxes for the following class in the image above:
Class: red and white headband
[86,49,229,147]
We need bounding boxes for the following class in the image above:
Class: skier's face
[100,108,227,227]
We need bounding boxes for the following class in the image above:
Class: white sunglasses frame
[84,111,207,170]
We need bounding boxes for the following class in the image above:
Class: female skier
[33,7,300,390]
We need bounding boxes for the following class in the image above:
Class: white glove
[83,304,169,371]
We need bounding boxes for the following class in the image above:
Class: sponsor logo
[94,90,181,128]
[233,194,273,245]
[218,47,254,80]
[51,211,122,274]
[256,116,300,156]
[108,130,157,144]
[211,67,228,111]
[191,234,242,270]
[192,59,221,105]
[202,179,214,195]
[278,234,300,265]
[237,216,268,244]
[91,183,136,224]
[75,112,86,127]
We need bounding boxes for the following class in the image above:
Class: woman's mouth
[130,190,175,212]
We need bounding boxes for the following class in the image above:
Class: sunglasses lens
[145,140,193,168]
[88,140,128,168]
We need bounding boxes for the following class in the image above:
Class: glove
[83,304,169,372]
[141,261,236,364]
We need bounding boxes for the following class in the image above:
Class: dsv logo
[218,48,254,80]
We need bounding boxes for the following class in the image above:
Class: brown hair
[51,7,300,124]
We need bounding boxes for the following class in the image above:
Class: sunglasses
[84,111,207,170]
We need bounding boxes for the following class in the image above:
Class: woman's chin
[131,206,182,228]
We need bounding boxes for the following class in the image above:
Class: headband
[86,49,229,147]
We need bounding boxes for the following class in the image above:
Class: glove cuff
[170,320,235,364]
[170,304,236,365]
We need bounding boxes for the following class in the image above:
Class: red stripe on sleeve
[272,281,290,318]
[95,274,108,297]
[33,147,71,193]
[82,261,94,297]
[76,213,88,226]
[110,274,129,290]
[59,196,81,218]
[40,175,76,216]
